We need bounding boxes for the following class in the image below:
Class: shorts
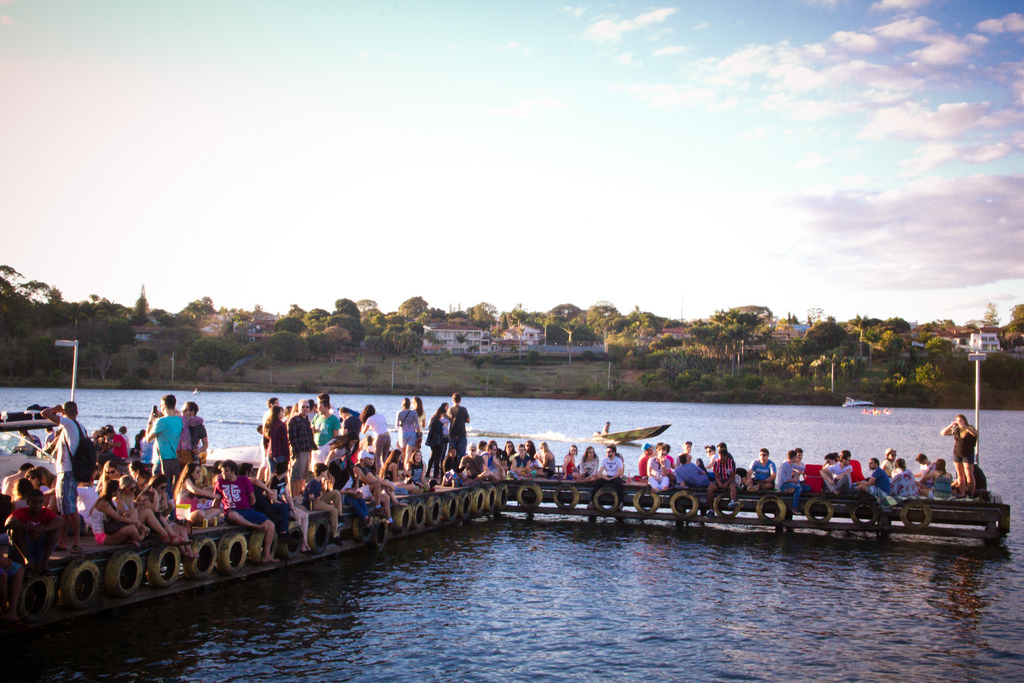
[5,560,23,578]
[94,532,107,546]
[56,472,78,515]
[233,508,268,525]
[953,452,975,465]
[290,450,311,482]
[400,430,416,449]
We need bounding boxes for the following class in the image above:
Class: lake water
[3,388,1022,681]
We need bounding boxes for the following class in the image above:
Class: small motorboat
[593,424,671,444]
[842,397,874,408]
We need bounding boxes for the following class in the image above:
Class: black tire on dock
[900,500,932,530]
[516,483,543,509]
[307,517,329,553]
[278,521,304,559]
[17,573,55,620]
[183,536,217,580]
[248,529,278,563]
[393,504,412,533]
[592,487,621,515]
[755,495,788,525]
[803,496,834,524]
[458,489,473,519]
[440,494,457,522]
[58,559,101,610]
[553,484,580,511]
[425,496,441,526]
[485,485,497,512]
[669,491,699,520]
[712,494,741,519]
[633,488,660,516]
[367,517,390,550]
[103,550,145,598]
[849,501,880,529]
[351,516,370,543]
[215,532,248,576]
[473,488,489,516]
[413,499,428,527]
[145,544,182,588]
[495,484,509,510]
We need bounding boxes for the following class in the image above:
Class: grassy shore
[8,351,1022,409]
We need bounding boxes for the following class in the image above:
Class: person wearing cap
[637,444,654,479]
[881,448,897,476]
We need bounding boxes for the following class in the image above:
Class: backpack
[67,421,97,482]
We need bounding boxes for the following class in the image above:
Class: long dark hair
[360,404,376,422]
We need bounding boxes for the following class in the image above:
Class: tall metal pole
[55,340,78,402]
[969,352,985,463]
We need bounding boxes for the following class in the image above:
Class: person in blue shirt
[856,457,892,504]
[745,448,777,491]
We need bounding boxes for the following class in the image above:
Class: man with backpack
[41,401,90,554]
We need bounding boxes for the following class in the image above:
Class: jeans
[780,482,812,511]
[343,493,369,520]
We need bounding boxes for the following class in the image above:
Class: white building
[422,324,490,355]
[969,327,1001,353]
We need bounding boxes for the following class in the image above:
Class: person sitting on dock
[1,463,34,499]
[510,443,533,480]
[881,448,897,476]
[0,537,26,629]
[536,442,557,479]
[930,459,954,500]
[86,479,144,547]
[915,453,937,495]
[745,448,777,492]
[674,451,710,489]
[707,443,739,510]
[213,460,279,564]
[576,446,600,484]
[590,445,626,503]
[6,488,63,575]
[657,443,675,470]
[637,444,655,479]
[778,450,811,513]
[302,464,343,544]
[855,457,892,505]
[350,453,395,524]
[648,462,671,493]
[562,445,577,481]
[820,453,852,496]
[459,446,503,485]
[889,459,918,500]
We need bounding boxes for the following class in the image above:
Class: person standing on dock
[288,400,315,498]
[41,401,87,553]
[145,395,184,502]
[447,393,470,462]
[941,414,977,497]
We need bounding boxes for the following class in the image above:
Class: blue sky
[3,0,1023,325]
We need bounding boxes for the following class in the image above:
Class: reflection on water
[7,518,1021,682]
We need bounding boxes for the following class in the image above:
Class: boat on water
[842,397,874,408]
[0,407,56,479]
[593,424,671,444]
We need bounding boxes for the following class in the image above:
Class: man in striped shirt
[707,442,739,511]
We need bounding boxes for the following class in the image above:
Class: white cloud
[582,8,676,44]
[1,15,11,25]
[872,17,985,66]
[788,174,1024,290]
[976,13,1024,34]
[693,22,710,31]
[480,98,566,118]
[902,142,1013,172]
[615,52,641,67]
[860,102,991,140]
[829,30,879,53]
[653,45,688,56]
[795,152,831,169]
[562,6,587,19]
[497,42,531,54]
[870,0,932,11]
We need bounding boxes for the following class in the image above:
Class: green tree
[333,298,360,319]
[265,331,308,362]
[274,316,307,335]
[399,296,430,320]
[983,302,1001,327]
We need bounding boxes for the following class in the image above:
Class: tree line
[2,265,1023,407]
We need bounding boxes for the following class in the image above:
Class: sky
[2,0,1024,326]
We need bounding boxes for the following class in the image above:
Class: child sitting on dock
[707,443,739,510]
[930,459,954,500]
[5,488,63,575]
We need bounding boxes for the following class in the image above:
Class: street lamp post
[54,340,79,402]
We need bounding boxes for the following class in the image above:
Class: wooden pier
[12,484,510,629]
[501,480,1011,543]
[10,479,1010,628]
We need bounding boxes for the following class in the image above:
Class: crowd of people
[0,393,987,629]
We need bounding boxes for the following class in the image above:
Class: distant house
[422,324,490,355]
[493,324,545,352]
[660,326,691,340]
[235,312,279,343]
[771,323,809,344]
[970,327,1001,353]
[131,324,164,342]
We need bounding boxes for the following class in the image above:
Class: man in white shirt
[41,401,86,553]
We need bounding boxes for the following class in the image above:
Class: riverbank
[5,352,1022,409]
